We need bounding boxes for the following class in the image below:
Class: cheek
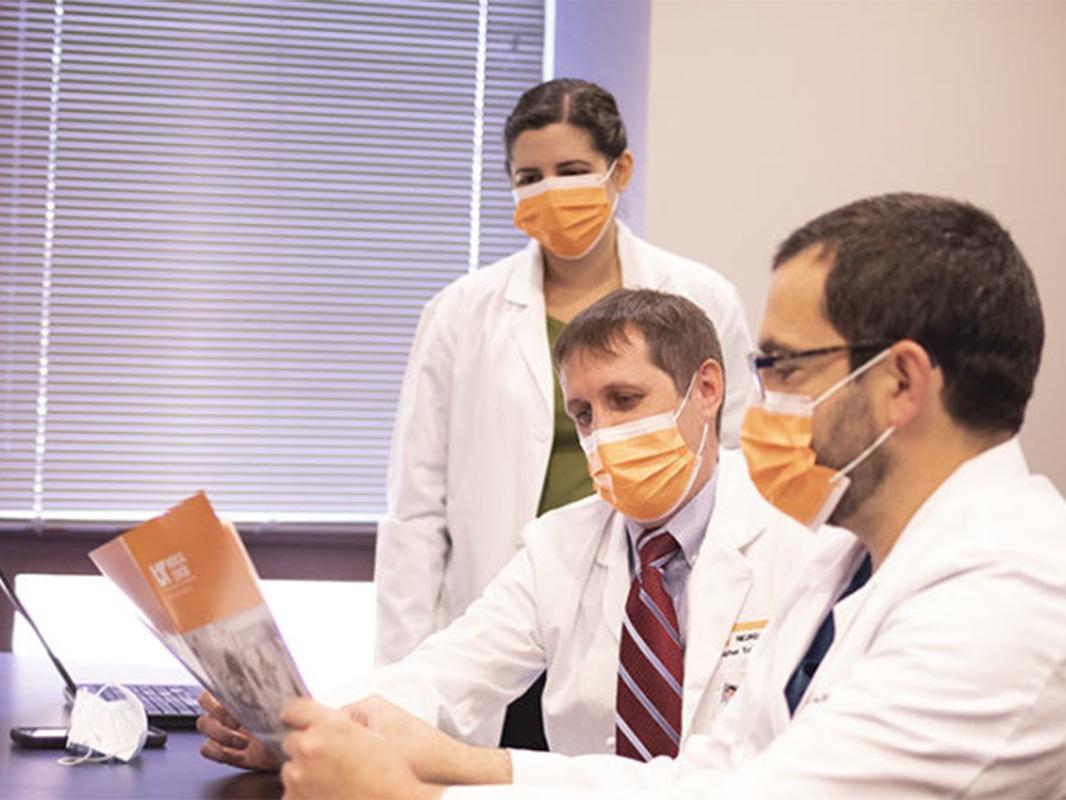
[677,407,707,452]
[811,394,865,467]
[810,394,878,469]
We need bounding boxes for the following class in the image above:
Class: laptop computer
[0,567,202,730]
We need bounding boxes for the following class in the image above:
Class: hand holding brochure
[89,492,309,760]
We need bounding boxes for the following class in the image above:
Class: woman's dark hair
[504,78,627,167]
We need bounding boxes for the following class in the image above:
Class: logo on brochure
[148,551,192,588]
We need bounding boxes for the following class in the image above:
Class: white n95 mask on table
[60,684,149,765]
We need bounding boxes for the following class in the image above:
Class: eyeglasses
[747,342,891,398]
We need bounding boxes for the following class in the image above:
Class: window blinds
[0,0,545,526]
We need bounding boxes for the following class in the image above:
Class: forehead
[759,246,843,351]
[559,329,671,397]
[510,122,601,168]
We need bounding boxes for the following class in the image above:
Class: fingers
[198,690,243,730]
[200,737,253,768]
[280,698,333,730]
[196,711,250,750]
[281,707,362,761]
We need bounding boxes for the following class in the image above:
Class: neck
[542,219,621,292]
[838,427,1013,570]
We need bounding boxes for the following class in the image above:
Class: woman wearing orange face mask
[374,79,753,751]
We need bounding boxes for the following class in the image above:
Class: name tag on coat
[716,619,768,704]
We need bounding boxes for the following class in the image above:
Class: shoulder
[429,247,531,309]
[927,467,1066,571]
[521,495,618,566]
[623,226,743,308]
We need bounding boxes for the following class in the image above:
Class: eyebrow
[513,159,592,174]
[756,336,796,355]
[564,380,646,415]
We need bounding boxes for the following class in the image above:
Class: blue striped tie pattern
[616,530,684,761]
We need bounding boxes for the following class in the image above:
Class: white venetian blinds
[0,0,544,525]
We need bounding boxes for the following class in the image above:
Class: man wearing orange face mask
[272,194,1066,800]
[197,289,811,772]
[375,79,755,750]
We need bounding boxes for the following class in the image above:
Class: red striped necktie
[616,529,684,761]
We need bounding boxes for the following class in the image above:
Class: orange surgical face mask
[579,376,708,524]
[740,349,895,529]
[512,161,618,260]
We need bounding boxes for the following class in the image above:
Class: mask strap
[601,159,618,183]
[833,425,896,482]
[58,749,111,767]
[692,419,710,460]
[672,373,699,423]
[813,347,892,407]
[674,371,712,460]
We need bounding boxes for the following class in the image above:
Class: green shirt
[537,316,595,515]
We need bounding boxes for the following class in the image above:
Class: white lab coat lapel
[769,536,866,725]
[681,456,758,735]
[503,241,552,418]
[597,510,631,646]
[617,222,672,291]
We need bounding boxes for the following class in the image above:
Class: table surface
[0,652,282,799]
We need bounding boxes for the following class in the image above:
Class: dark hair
[553,289,725,434]
[504,78,627,167]
[773,192,1044,434]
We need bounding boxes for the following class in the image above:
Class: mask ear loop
[812,347,892,408]
[673,372,712,454]
[58,749,111,767]
[677,371,712,488]
[671,373,699,423]
[57,683,131,766]
[831,425,896,484]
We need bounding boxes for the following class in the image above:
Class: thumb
[280,698,332,730]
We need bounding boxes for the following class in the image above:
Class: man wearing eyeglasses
[273,193,1066,799]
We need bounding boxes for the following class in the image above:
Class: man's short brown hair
[553,288,726,434]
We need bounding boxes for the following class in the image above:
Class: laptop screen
[0,567,81,695]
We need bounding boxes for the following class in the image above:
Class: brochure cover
[89,492,309,759]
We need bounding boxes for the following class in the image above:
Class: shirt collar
[624,464,719,567]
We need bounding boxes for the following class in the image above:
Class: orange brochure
[90,492,309,760]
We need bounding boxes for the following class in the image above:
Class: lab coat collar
[793,438,1031,715]
[616,221,672,291]
[503,240,552,417]
[502,220,670,307]
[869,436,1029,590]
[679,450,762,733]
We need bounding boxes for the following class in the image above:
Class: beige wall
[645,0,1066,489]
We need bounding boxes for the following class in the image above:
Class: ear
[612,150,635,193]
[694,357,725,426]
[883,340,936,429]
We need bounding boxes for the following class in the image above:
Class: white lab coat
[491,438,1066,799]
[375,222,754,669]
[358,450,811,751]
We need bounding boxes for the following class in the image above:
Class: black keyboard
[82,683,202,730]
